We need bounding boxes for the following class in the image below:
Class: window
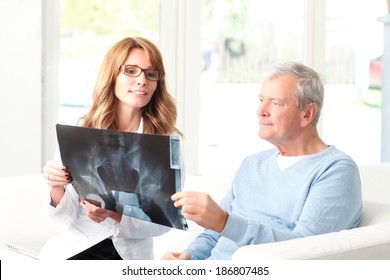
[321,0,385,164]
[57,0,386,178]
[199,0,305,176]
[59,0,160,125]
[199,0,386,177]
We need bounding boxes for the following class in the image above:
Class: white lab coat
[40,119,174,260]
[40,183,170,260]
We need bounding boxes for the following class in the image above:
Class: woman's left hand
[80,199,122,223]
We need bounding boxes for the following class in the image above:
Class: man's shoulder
[320,145,357,165]
[305,146,359,175]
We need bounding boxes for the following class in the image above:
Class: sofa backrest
[359,163,390,205]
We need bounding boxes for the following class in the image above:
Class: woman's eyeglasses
[120,65,161,81]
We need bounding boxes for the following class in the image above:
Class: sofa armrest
[0,174,61,250]
[232,201,390,260]
[232,223,390,260]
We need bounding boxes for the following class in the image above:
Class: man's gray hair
[263,61,324,125]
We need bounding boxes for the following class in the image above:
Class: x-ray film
[56,124,188,231]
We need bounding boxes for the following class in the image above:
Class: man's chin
[258,130,269,140]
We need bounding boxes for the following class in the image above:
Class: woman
[41,37,183,260]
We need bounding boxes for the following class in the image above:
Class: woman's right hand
[42,160,72,188]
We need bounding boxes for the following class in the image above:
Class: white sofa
[0,174,225,260]
[1,164,390,260]
[232,164,390,260]
[0,175,61,259]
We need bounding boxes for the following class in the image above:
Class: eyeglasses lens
[122,65,160,81]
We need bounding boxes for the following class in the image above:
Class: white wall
[0,0,42,176]
[0,0,59,177]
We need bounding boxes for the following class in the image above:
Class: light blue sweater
[186,146,362,260]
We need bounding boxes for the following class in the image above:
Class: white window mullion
[160,0,202,175]
[304,0,326,135]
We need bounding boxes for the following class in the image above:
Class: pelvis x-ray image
[56,124,187,230]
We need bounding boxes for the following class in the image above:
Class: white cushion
[232,201,390,260]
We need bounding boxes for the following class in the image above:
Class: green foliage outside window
[61,0,160,37]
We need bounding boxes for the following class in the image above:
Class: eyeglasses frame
[120,65,161,81]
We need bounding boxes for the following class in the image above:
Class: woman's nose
[136,72,148,85]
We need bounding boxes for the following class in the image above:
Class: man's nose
[257,103,268,117]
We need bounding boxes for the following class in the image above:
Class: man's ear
[301,103,317,127]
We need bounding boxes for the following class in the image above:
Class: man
[163,61,362,260]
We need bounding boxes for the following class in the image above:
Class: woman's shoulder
[76,117,85,127]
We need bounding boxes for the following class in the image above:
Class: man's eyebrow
[259,95,284,101]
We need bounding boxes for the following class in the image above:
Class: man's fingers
[171,191,192,201]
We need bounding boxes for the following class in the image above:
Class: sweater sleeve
[221,160,362,246]
[184,181,236,259]
[185,229,222,260]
